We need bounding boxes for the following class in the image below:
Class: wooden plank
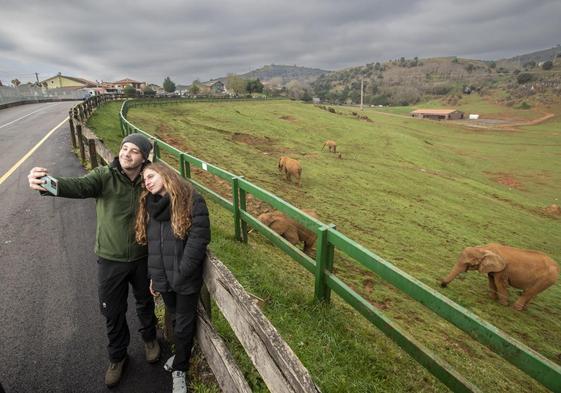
[75,124,86,163]
[203,254,321,393]
[196,307,253,393]
[81,127,113,165]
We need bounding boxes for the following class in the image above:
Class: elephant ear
[479,251,506,273]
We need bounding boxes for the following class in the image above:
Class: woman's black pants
[160,291,199,372]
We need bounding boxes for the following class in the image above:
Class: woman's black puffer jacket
[146,191,211,295]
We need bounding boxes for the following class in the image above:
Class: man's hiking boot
[144,339,161,363]
[172,370,188,393]
[105,356,127,388]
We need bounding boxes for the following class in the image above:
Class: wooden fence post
[75,124,86,163]
[68,114,77,149]
[88,138,98,168]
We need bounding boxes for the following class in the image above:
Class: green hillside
[89,99,561,392]
[311,52,561,108]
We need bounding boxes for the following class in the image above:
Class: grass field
[89,99,561,392]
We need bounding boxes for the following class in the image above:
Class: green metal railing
[119,99,561,392]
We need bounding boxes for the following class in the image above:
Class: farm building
[40,73,96,90]
[410,109,464,120]
[112,78,145,90]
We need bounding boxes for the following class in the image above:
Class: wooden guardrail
[198,254,321,393]
[68,94,123,166]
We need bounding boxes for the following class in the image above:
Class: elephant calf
[322,140,337,153]
[257,209,319,255]
[278,156,302,187]
[441,243,560,310]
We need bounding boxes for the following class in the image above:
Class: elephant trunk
[440,263,466,287]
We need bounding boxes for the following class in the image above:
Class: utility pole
[35,72,39,83]
[360,78,364,110]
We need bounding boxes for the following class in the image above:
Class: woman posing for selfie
[135,163,211,393]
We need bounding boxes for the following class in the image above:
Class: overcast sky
[1,0,560,85]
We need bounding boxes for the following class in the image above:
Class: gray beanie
[121,133,152,159]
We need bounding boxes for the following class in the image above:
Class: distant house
[41,73,96,89]
[147,83,164,94]
[112,78,145,90]
[204,80,225,94]
[175,85,190,95]
[410,109,464,120]
[100,82,121,94]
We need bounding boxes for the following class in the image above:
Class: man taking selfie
[28,133,160,388]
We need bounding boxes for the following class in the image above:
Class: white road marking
[0,103,59,130]
[0,116,68,186]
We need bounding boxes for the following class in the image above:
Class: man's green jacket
[55,159,147,262]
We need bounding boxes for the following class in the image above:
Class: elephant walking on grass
[257,209,319,255]
[441,243,559,310]
[278,156,302,187]
[322,140,337,153]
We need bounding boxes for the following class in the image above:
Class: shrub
[542,60,553,70]
[432,85,453,95]
[517,101,531,109]
[328,107,336,113]
[142,86,155,96]
[124,85,137,97]
[368,95,389,106]
[517,73,533,84]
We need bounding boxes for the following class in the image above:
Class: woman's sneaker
[172,371,187,393]
[164,355,175,372]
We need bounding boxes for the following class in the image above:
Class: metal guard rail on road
[118,98,561,392]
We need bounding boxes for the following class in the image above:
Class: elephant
[322,140,337,153]
[440,243,560,310]
[257,209,319,255]
[278,156,302,187]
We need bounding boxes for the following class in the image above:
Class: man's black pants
[160,291,198,372]
[97,258,158,362]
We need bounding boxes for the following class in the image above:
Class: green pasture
[89,99,561,392]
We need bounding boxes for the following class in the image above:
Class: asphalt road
[0,102,171,393]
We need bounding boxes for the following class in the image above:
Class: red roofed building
[112,78,145,90]
[410,109,464,120]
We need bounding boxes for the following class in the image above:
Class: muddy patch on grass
[363,278,374,293]
[484,172,524,190]
[156,122,174,134]
[189,167,269,215]
[442,334,480,358]
[544,204,561,217]
[231,131,288,155]
[279,115,297,122]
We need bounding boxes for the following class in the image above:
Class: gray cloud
[0,0,559,84]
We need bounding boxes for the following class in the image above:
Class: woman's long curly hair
[135,162,193,245]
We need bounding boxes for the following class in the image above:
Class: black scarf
[146,193,171,221]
